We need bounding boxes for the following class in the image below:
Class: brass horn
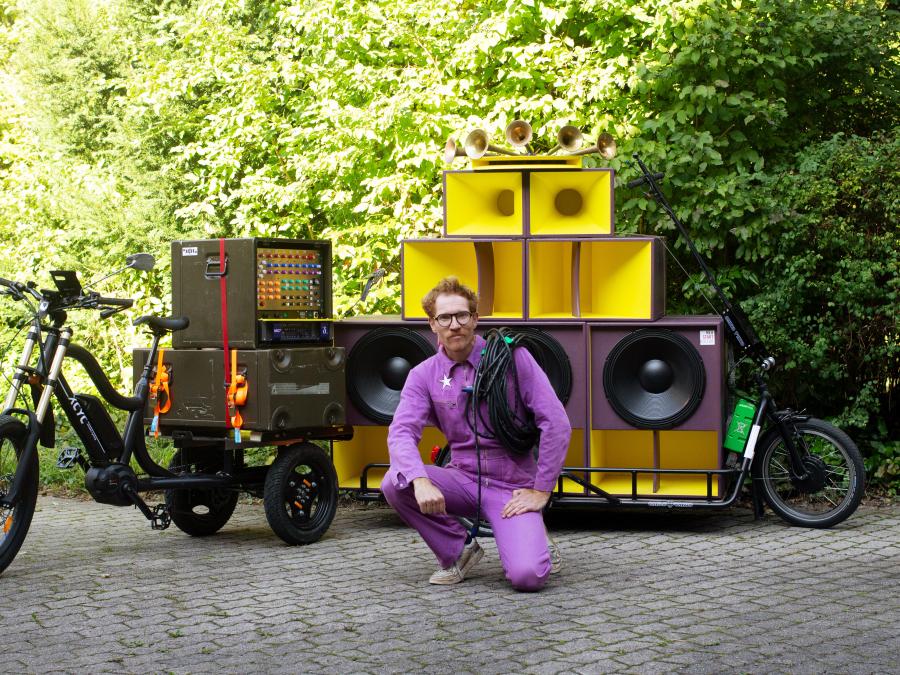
[571,132,617,159]
[549,125,583,154]
[505,119,533,151]
[463,129,516,160]
[443,137,467,164]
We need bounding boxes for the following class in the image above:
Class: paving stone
[2,497,898,672]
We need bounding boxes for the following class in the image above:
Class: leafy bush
[742,130,899,486]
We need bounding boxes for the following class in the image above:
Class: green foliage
[0,0,896,486]
[742,130,899,462]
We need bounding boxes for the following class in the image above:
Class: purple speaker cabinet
[588,316,726,498]
[332,316,436,427]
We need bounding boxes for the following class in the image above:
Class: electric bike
[0,255,339,575]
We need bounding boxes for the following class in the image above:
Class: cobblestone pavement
[3,496,898,674]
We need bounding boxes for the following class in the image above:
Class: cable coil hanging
[466,328,540,456]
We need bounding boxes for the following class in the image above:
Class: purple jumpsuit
[381,334,571,590]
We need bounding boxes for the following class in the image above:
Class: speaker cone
[603,329,705,429]
[509,328,572,405]
[347,327,436,425]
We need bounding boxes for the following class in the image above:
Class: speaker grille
[603,329,705,429]
[346,327,436,425]
[509,328,572,404]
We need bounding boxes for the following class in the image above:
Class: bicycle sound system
[0,122,866,576]
[329,121,864,531]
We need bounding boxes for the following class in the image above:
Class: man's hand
[501,488,550,518]
[412,477,446,515]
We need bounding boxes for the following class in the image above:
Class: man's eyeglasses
[433,311,473,327]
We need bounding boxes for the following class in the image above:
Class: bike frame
[0,312,239,510]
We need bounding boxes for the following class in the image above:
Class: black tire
[752,418,865,528]
[0,415,39,575]
[165,449,239,537]
[263,442,337,545]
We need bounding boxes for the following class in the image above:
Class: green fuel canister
[724,398,757,454]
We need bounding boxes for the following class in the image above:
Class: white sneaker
[547,532,562,574]
[429,539,484,585]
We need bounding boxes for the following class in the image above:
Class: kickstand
[122,483,171,530]
[750,480,765,520]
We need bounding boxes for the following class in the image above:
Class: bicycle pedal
[56,447,85,470]
[150,504,171,531]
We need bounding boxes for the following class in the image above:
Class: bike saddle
[134,315,190,333]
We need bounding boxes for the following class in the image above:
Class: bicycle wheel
[263,442,337,545]
[165,448,239,537]
[752,418,865,528]
[0,415,39,574]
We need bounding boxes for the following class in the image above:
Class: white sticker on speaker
[699,330,716,346]
[182,246,199,257]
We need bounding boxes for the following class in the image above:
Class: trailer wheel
[165,449,239,537]
[264,442,337,545]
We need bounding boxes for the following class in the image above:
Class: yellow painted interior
[529,171,613,236]
[444,172,524,236]
[580,240,653,319]
[332,426,447,489]
[402,241,479,319]
[527,240,574,318]
[489,241,524,317]
[590,430,656,494]
[589,429,720,497]
[657,430,720,496]
[558,429,587,494]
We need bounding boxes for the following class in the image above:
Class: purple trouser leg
[381,465,551,591]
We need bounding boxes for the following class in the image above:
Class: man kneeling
[381,277,571,591]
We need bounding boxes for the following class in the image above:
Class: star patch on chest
[439,374,453,390]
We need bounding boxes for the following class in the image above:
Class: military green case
[171,238,332,349]
[133,347,346,433]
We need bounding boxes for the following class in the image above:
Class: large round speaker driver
[603,329,705,429]
[347,327,436,425]
[508,328,572,404]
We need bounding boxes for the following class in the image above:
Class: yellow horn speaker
[443,168,524,237]
[401,238,525,320]
[528,168,615,236]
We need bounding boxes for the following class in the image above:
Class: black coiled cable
[466,328,539,455]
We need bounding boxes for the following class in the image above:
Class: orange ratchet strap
[226,349,249,443]
[149,348,171,438]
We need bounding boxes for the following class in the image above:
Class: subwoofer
[504,326,573,405]
[333,318,436,426]
[603,328,704,429]
[588,316,726,498]
[590,317,724,432]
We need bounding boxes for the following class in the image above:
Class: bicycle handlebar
[95,296,134,308]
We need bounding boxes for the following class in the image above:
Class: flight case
[133,346,347,435]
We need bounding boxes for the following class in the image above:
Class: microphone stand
[628,154,774,370]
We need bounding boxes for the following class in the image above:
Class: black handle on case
[204,254,228,279]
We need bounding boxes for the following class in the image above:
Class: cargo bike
[0,253,349,576]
